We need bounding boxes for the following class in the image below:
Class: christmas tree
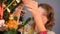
[0,0,31,34]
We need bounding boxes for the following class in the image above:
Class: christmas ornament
[13,2,17,6]
[0,20,5,27]
[0,3,4,19]
[6,14,19,30]
[16,0,21,3]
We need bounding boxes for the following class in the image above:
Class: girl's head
[38,3,55,30]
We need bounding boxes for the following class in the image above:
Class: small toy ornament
[0,3,4,19]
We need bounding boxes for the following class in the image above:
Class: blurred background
[23,0,60,34]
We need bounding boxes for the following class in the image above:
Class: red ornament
[0,3,4,20]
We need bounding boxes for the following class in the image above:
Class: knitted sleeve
[39,31,56,34]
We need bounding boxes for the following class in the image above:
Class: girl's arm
[22,0,47,32]
[14,4,24,22]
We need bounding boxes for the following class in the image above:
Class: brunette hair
[38,3,55,31]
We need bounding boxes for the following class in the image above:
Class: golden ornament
[13,2,17,6]
[6,14,19,30]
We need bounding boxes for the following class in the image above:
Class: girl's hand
[14,4,24,21]
[14,4,24,17]
[22,0,38,13]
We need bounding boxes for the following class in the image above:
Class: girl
[22,0,55,34]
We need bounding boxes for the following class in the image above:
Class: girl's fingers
[24,1,38,9]
[27,7,37,12]
[22,0,38,12]
[22,0,38,6]
[17,4,24,10]
[27,8,33,12]
[25,4,38,10]
[22,0,38,9]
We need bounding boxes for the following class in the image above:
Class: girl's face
[38,7,48,25]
